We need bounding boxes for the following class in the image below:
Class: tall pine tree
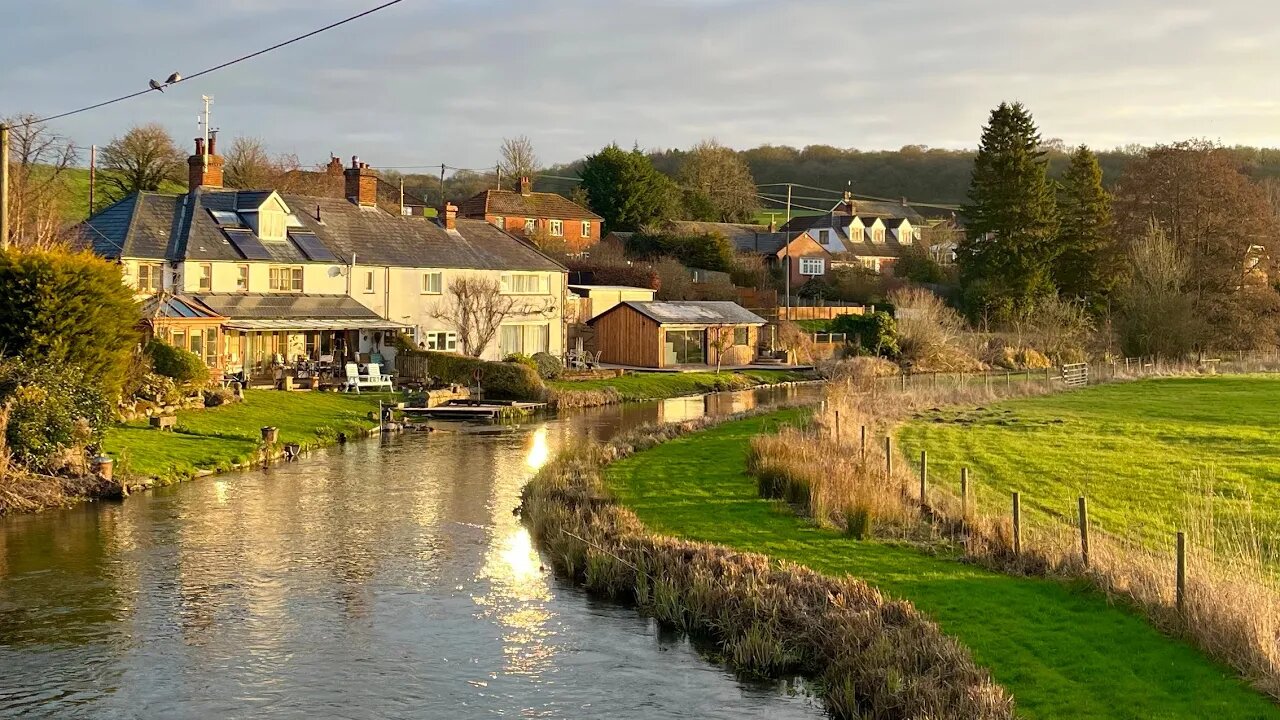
[579,145,677,233]
[957,102,1059,319]
[1053,145,1114,310]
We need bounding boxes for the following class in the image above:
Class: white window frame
[499,323,550,355]
[137,262,162,293]
[581,220,591,237]
[236,264,250,292]
[424,330,457,352]
[198,263,213,291]
[421,271,442,294]
[492,216,505,229]
[258,209,286,241]
[364,270,375,294]
[799,257,825,276]
[549,219,563,237]
[501,273,543,294]
[523,218,536,234]
[269,266,304,292]
[872,228,885,243]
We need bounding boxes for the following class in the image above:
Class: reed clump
[519,406,1016,720]
[746,376,1280,700]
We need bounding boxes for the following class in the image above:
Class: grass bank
[897,375,1280,557]
[604,412,1280,719]
[105,390,392,483]
[546,369,813,408]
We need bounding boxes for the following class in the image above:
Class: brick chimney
[840,190,856,215]
[441,202,458,230]
[326,155,344,176]
[344,155,378,207]
[187,135,224,191]
[518,176,532,196]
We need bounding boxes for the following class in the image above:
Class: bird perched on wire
[148,79,164,93]
[165,72,181,85]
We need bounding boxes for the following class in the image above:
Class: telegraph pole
[0,123,9,250]
[88,144,96,216]
[439,163,446,205]
[783,183,792,315]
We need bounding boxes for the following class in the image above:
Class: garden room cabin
[588,300,766,369]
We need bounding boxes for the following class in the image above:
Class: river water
[0,384,824,719]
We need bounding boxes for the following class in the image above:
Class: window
[492,216,505,229]
[817,229,830,245]
[363,270,375,293]
[499,323,550,355]
[665,329,705,365]
[424,331,457,352]
[258,209,286,240]
[269,266,303,292]
[581,220,592,238]
[549,219,563,237]
[733,327,749,346]
[861,257,882,273]
[137,263,162,293]
[198,263,212,291]
[523,218,536,234]
[872,228,885,243]
[799,257,825,276]
[910,228,920,244]
[421,272,442,294]
[502,273,542,294]
[236,264,250,292]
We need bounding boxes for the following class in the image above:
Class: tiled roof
[591,300,765,326]
[459,189,601,221]
[78,187,562,273]
[730,230,810,254]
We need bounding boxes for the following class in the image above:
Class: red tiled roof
[459,189,601,221]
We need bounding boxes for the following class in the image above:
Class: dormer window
[258,208,286,241]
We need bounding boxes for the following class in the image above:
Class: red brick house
[459,177,602,253]
[732,230,832,288]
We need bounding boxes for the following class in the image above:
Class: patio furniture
[344,362,394,393]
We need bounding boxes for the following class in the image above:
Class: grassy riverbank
[898,376,1280,557]
[604,411,1279,720]
[546,369,813,408]
[106,390,393,483]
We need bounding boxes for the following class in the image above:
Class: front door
[665,329,706,366]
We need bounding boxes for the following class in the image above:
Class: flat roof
[568,284,656,292]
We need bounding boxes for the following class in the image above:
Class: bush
[133,372,180,405]
[504,353,538,372]
[888,287,965,366]
[0,248,140,398]
[895,246,948,284]
[531,351,565,379]
[831,311,899,357]
[410,351,546,401]
[627,230,736,272]
[147,340,209,387]
[0,359,108,472]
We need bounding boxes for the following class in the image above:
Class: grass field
[898,376,1280,558]
[604,411,1279,719]
[546,369,810,403]
[105,390,391,482]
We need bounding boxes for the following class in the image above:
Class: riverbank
[545,369,815,408]
[105,390,394,486]
[601,411,1280,719]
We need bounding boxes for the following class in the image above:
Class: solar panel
[290,232,340,262]
[223,229,273,260]
[209,209,246,228]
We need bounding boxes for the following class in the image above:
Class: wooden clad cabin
[588,301,767,369]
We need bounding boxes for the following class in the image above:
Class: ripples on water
[0,385,824,718]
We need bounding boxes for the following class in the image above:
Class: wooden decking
[400,399,547,420]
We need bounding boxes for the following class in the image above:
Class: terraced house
[781,192,924,274]
[80,139,566,382]
[460,176,603,254]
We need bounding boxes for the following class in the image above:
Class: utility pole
[89,144,96,216]
[399,177,404,216]
[783,183,792,315]
[199,95,213,172]
[439,163,446,205]
[1,123,10,250]
[496,164,502,191]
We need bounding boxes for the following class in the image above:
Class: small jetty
[400,399,546,420]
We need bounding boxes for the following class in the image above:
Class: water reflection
[0,383,823,719]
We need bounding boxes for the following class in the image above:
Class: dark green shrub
[0,359,108,471]
[0,249,140,398]
[409,351,546,401]
[147,340,209,387]
[531,351,564,379]
[504,353,538,372]
[831,311,899,357]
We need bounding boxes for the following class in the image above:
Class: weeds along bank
[519,408,1016,720]
[545,370,815,410]
[747,373,1280,700]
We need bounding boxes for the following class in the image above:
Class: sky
[3,0,1279,171]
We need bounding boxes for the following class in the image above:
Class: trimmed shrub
[504,353,538,372]
[0,359,108,471]
[147,340,209,387]
[0,248,140,397]
[531,351,565,380]
[410,351,546,401]
[831,311,899,357]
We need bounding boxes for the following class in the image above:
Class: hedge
[410,351,545,401]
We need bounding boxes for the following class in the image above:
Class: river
[0,384,824,719]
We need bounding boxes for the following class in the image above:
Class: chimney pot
[518,176,531,196]
[188,136,223,191]
[194,137,205,155]
[208,131,218,156]
[344,156,377,207]
[441,202,458,230]
[351,155,360,169]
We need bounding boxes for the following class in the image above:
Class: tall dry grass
[520,407,1016,720]
[748,372,1280,700]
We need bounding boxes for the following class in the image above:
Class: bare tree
[100,124,185,202]
[677,139,759,223]
[429,276,551,357]
[3,114,79,247]
[499,136,539,189]
[223,136,276,189]
[1116,219,1204,357]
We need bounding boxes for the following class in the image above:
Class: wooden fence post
[1078,496,1090,568]
[860,425,866,461]
[1012,491,1022,555]
[900,373,907,392]
[1006,371,1011,389]
[960,467,969,516]
[885,436,893,478]
[1176,531,1187,611]
[834,410,841,442]
[919,449,927,505]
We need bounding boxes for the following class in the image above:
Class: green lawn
[547,369,810,402]
[105,390,392,482]
[898,376,1280,558]
[605,412,1278,720]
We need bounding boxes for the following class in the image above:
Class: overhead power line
[27,0,406,125]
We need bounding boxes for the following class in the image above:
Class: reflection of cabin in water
[587,301,766,369]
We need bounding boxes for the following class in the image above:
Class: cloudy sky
[4,0,1279,170]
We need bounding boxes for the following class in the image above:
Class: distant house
[782,192,924,274]
[460,177,603,253]
[730,230,831,287]
[567,283,657,321]
[589,300,766,368]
